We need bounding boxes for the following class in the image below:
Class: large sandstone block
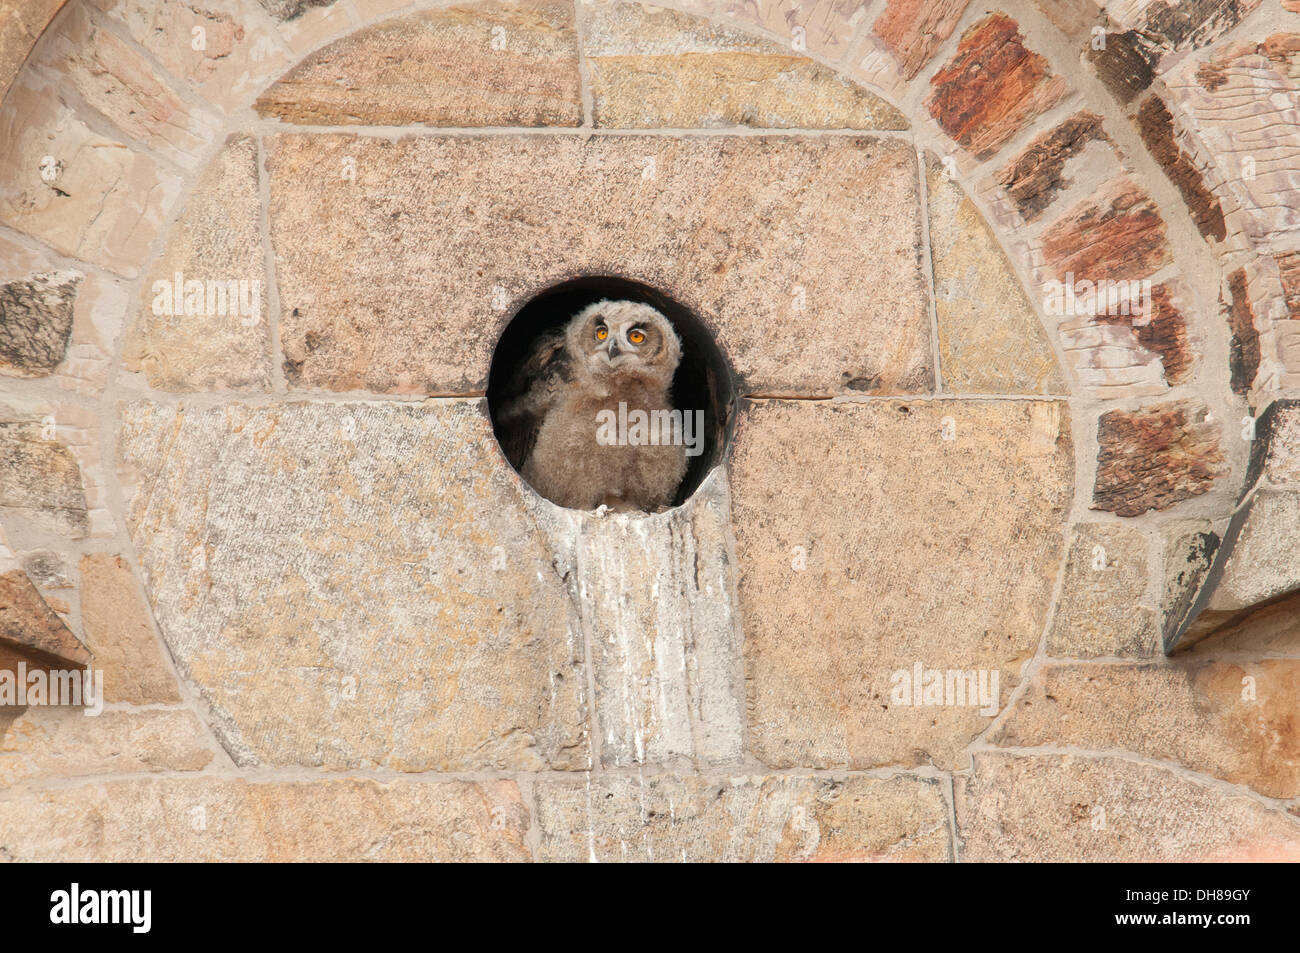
[539,470,745,768]
[116,399,589,771]
[255,1,581,126]
[924,154,1066,395]
[957,752,1300,861]
[534,773,951,862]
[1046,523,1158,658]
[731,398,1073,769]
[267,133,930,396]
[584,1,904,130]
[123,134,270,391]
[0,708,213,785]
[79,553,181,704]
[0,777,530,861]
[992,661,1300,799]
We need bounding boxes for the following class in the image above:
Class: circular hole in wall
[488,276,736,511]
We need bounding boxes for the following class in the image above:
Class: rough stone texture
[0,0,63,106]
[21,550,71,589]
[0,268,78,376]
[871,0,970,80]
[1106,0,1263,52]
[33,4,221,168]
[1160,519,1219,645]
[0,708,213,784]
[123,134,269,391]
[1109,282,1194,385]
[992,661,1300,799]
[542,471,744,767]
[926,14,1069,161]
[535,773,951,862]
[1047,523,1158,658]
[1225,267,1261,397]
[731,399,1072,769]
[1246,399,1300,488]
[0,568,90,666]
[0,777,530,861]
[79,553,181,705]
[1089,30,1160,104]
[255,2,581,127]
[116,399,588,771]
[721,0,868,60]
[585,1,905,130]
[925,155,1066,394]
[0,77,182,277]
[1092,400,1225,517]
[995,112,1111,224]
[268,133,931,396]
[1039,178,1173,284]
[0,232,126,395]
[89,0,293,112]
[957,752,1300,861]
[0,411,89,536]
[1136,94,1227,242]
[1208,490,1300,613]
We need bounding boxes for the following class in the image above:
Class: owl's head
[567,299,682,387]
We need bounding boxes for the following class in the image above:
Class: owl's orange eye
[628,329,645,345]
[595,326,608,341]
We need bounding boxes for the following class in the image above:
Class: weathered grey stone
[0,233,127,396]
[535,773,951,862]
[0,77,182,277]
[255,1,581,126]
[80,553,181,705]
[538,469,744,767]
[925,154,1066,395]
[123,134,270,391]
[267,133,930,396]
[0,269,79,377]
[0,777,530,861]
[116,398,588,771]
[992,661,1300,798]
[0,412,89,537]
[1047,523,1158,658]
[0,708,213,784]
[731,398,1073,769]
[1160,519,1219,646]
[585,1,905,130]
[1200,490,1300,616]
[20,550,71,589]
[957,752,1300,861]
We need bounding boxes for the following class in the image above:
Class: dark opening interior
[487,276,736,509]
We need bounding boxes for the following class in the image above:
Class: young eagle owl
[497,300,687,511]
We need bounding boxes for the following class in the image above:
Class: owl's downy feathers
[497,299,688,511]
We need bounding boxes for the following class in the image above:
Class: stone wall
[0,0,1298,861]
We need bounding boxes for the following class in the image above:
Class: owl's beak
[606,340,622,359]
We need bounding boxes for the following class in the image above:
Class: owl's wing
[496,327,572,470]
